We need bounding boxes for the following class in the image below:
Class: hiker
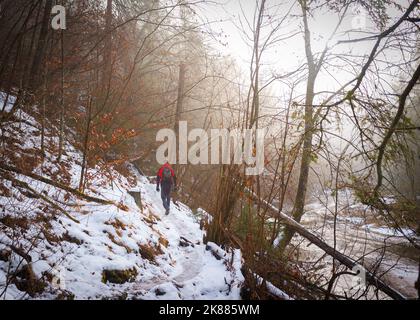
[156,162,177,215]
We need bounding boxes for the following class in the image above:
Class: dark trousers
[161,185,171,211]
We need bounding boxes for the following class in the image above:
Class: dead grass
[138,242,162,262]
[158,236,169,248]
[0,215,30,230]
[106,231,133,254]
[105,218,127,231]
[61,231,83,245]
[13,264,46,297]
[42,228,61,244]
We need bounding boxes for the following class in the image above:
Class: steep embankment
[0,97,243,299]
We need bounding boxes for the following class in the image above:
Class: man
[156,162,176,215]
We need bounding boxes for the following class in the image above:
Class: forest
[0,0,419,301]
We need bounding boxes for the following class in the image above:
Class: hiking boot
[165,209,169,215]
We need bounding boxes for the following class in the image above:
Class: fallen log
[245,188,406,300]
[0,163,114,205]
[2,172,80,223]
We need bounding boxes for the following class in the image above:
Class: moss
[101,267,138,284]
[345,90,354,101]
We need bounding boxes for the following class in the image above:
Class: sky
[196,0,407,99]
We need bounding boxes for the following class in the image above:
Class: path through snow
[129,171,243,299]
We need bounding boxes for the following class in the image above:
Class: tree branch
[374,63,420,193]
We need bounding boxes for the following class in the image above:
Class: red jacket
[157,163,176,187]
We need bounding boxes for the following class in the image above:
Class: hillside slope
[0,104,243,300]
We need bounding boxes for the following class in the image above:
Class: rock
[179,240,190,247]
[179,236,194,248]
[155,287,166,296]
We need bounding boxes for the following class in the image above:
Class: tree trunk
[29,0,53,89]
[174,63,186,143]
[102,0,113,92]
[57,29,65,161]
[79,97,92,192]
[173,63,186,189]
[278,0,316,252]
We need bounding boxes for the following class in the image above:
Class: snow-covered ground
[0,102,244,300]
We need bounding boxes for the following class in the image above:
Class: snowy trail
[129,170,241,299]
[166,208,204,284]
[136,193,205,291]
[144,182,204,283]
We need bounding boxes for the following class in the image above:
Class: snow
[362,224,416,238]
[0,92,16,113]
[3,93,415,300]
[339,217,364,225]
[0,105,245,300]
[0,167,245,299]
[255,274,291,300]
[272,233,283,248]
[196,207,213,224]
